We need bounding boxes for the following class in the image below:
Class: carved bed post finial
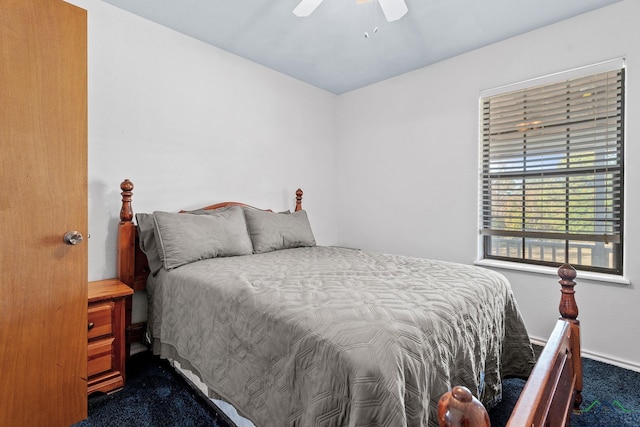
[558,263,578,320]
[558,263,583,410]
[437,386,490,427]
[118,179,137,288]
[295,188,303,212]
[120,179,134,222]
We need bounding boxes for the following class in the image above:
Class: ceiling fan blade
[293,0,325,17]
[377,0,408,22]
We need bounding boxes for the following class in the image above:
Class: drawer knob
[88,322,95,331]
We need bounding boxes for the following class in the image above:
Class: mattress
[147,246,534,427]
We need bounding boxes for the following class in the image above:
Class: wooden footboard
[438,264,582,427]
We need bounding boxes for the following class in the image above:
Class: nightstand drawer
[88,301,114,340]
[88,337,115,378]
[87,279,133,395]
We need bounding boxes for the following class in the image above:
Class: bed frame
[438,262,582,426]
[115,179,582,427]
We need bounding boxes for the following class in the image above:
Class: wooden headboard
[116,178,304,291]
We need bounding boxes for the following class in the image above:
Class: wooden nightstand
[87,279,133,394]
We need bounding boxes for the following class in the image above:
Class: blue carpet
[490,357,640,427]
[77,351,640,426]
[74,353,233,427]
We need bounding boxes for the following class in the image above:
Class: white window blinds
[480,68,624,274]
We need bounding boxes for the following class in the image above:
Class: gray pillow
[136,213,164,277]
[244,209,316,254]
[183,205,233,215]
[152,205,253,270]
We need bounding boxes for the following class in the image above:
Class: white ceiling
[100,0,622,94]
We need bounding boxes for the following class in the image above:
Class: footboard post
[437,386,490,427]
[558,263,582,410]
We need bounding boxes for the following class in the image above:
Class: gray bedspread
[147,246,534,427]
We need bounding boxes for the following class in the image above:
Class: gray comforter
[147,246,534,427]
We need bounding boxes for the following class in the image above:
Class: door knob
[63,231,83,245]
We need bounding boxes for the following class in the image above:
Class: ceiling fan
[293,0,408,22]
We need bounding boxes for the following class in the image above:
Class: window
[480,67,625,275]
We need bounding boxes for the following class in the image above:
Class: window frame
[478,61,625,275]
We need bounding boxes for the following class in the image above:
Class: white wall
[337,0,640,369]
[67,0,338,321]
[72,0,338,276]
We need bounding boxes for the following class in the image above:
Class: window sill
[473,259,631,285]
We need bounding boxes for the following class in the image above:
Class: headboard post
[558,263,582,409]
[295,188,303,212]
[118,179,136,288]
[120,179,134,222]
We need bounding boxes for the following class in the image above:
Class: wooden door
[0,0,88,425]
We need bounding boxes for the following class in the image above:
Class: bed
[437,263,582,426]
[116,179,581,427]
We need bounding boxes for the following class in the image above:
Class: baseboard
[530,337,640,373]
[130,342,148,356]
[581,350,640,373]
